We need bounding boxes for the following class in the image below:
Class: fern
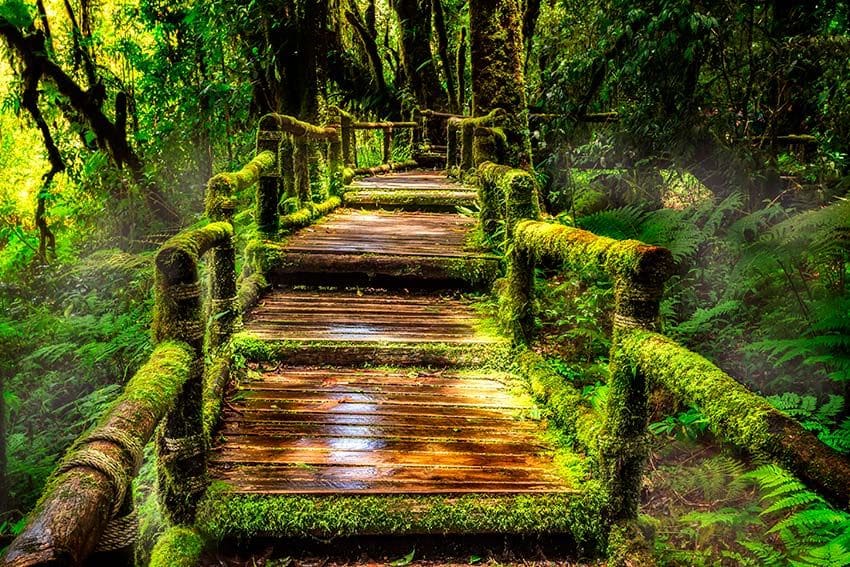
[739,465,850,564]
[574,203,647,239]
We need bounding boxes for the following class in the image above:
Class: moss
[122,341,194,412]
[342,189,476,209]
[619,329,774,450]
[205,151,275,220]
[342,167,355,185]
[476,163,540,249]
[513,220,670,281]
[511,349,601,454]
[231,333,512,369]
[202,349,232,440]
[236,272,268,313]
[279,196,342,232]
[196,482,605,550]
[468,0,531,168]
[149,526,205,567]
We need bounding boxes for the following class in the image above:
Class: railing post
[280,134,295,209]
[446,118,459,174]
[153,223,234,524]
[256,123,281,237]
[206,190,238,350]
[460,122,474,172]
[600,249,672,559]
[327,126,343,196]
[382,125,393,164]
[340,112,353,167]
[294,138,311,204]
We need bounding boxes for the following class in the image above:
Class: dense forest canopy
[1,0,850,564]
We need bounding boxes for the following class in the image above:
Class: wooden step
[243,289,502,342]
[210,367,570,495]
[344,170,478,212]
[263,210,498,289]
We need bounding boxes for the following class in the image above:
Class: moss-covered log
[232,333,511,369]
[196,483,604,547]
[258,113,339,141]
[204,151,274,221]
[477,163,541,260]
[352,121,418,129]
[153,222,233,524]
[3,343,192,567]
[621,329,850,510]
[512,349,601,453]
[513,221,673,284]
[279,196,342,232]
[255,130,282,237]
[469,0,531,168]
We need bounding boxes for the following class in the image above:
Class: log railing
[2,137,280,566]
[333,106,421,175]
[473,157,850,554]
[255,113,343,237]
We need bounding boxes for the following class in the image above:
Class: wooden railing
[470,148,850,556]
[1,106,434,566]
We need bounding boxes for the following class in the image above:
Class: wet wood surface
[244,290,502,343]
[282,210,484,258]
[214,169,573,500]
[211,368,570,494]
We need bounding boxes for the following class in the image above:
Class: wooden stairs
[199,170,587,552]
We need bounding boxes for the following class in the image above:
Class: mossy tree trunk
[394,0,445,112]
[469,0,532,169]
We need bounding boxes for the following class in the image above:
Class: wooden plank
[238,391,528,410]
[216,435,548,455]
[220,410,537,429]
[210,464,563,485]
[218,422,540,443]
[233,400,533,418]
[210,447,552,468]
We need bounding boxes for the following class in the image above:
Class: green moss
[196,482,605,550]
[619,329,776,450]
[231,333,512,369]
[280,196,342,232]
[153,222,234,344]
[342,189,477,209]
[149,526,205,567]
[512,349,601,454]
[205,151,275,219]
[202,349,232,440]
[123,341,194,412]
[513,220,658,280]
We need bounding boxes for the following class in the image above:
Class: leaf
[469,555,482,564]
[390,548,415,566]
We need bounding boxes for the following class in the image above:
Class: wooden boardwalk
[210,170,573,526]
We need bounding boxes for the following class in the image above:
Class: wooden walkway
[210,170,573,530]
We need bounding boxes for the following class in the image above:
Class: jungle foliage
[1,0,850,564]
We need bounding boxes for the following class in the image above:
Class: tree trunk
[431,0,457,112]
[393,0,445,111]
[469,0,532,168]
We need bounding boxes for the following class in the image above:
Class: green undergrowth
[195,482,606,552]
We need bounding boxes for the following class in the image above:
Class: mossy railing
[2,343,194,567]
[473,160,850,559]
[256,113,344,237]
[444,108,507,178]
[332,106,423,178]
[2,150,276,567]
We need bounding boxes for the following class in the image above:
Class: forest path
[203,170,580,541]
